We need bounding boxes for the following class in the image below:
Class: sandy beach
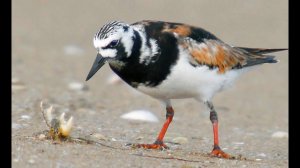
[12,0,288,167]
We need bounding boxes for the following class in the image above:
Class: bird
[86,20,287,159]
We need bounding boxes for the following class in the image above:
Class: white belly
[137,49,247,101]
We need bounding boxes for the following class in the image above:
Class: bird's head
[86,21,135,81]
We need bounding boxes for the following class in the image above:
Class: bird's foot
[210,146,231,159]
[131,140,169,150]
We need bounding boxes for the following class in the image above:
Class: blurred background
[12,0,288,167]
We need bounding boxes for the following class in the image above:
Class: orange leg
[134,106,174,150]
[207,102,231,159]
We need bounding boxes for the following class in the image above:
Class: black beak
[86,53,106,81]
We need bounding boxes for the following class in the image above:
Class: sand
[12,0,288,167]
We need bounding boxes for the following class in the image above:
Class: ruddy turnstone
[86,20,287,158]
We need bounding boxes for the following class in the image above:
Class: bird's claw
[210,146,231,159]
[131,141,169,150]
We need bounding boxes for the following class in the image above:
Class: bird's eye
[108,40,119,48]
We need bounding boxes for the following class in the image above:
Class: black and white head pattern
[93,21,134,58]
[93,21,160,65]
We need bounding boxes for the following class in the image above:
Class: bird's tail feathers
[236,47,287,67]
[236,47,288,55]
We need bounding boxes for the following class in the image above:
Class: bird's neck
[108,29,147,88]
[109,25,179,88]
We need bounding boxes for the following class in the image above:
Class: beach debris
[12,77,26,91]
[28,159,35,164]
[232,142,244,145]
[12,77,21,84]
[68,82,89,91]
[271,131,288,138]
[120,110,159,122]
[12,123,22,130]
[40,101,74,140]
[135,136,143,140]
[257,153,267,157]
[21,115,31,120]
[38,134,46,140]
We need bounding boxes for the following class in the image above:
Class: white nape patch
[121,28,134,57]
[132,24,144,32]
[150,39,160,56]
[137,46,248,101]
[132,25,160,65]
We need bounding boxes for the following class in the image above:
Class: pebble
[21,115,31,120]
[38,134,46,140]
[233,142,244,145]
[11,84,26,91]
[12,85,26,91]
[135,136,143,140]
[68,82,89,91]
[171,137,188,144]
[12,77,21,84]
[12,77,26,91]
[271,131,288,138]
[28,159,35,164]
[12,123,22,129]
[120,110,159,123]
[233,146,241,150]
[63,45,84,56]
[257,153,267,157]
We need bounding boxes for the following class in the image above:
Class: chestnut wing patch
[163,24,192,37]
[161,22,219,43]
[181,39,247,73]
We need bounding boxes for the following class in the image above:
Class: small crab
[40,101,73,140]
